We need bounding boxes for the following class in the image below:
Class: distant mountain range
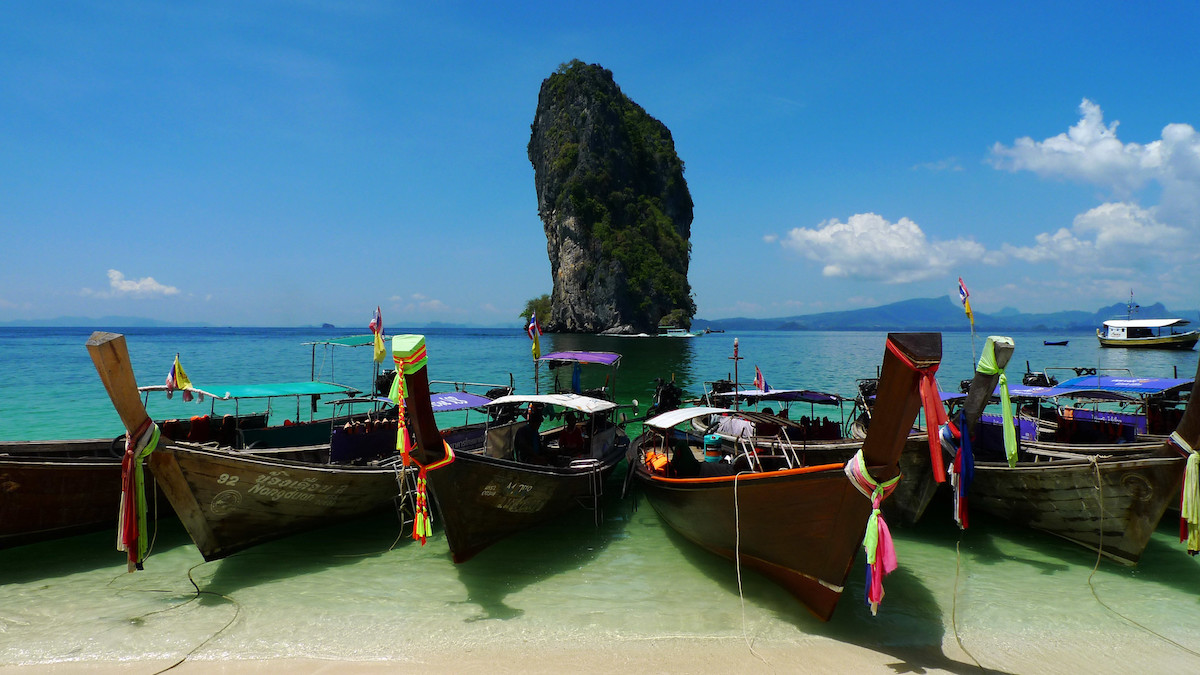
[691,296,1200,332]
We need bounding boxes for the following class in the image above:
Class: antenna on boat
[730,338,743,410]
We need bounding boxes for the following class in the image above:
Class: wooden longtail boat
[1,338,386,551]
[86,332,420,563]
[0,414,273,550]
[420,393,628,563]
[1,438,126,548]
[403,350,631,563]
[949,336,1195,565]
[685,382,938,526]
[626,332,941,621]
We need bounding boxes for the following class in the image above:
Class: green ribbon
[976,336,1017,467]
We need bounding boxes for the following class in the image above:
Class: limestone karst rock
[528,60,694,334]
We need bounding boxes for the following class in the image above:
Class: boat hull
[1097,330,1199,350]
[0,439,123,548]
[693,425,937,526]
[635,463,875,621]
[426,449,621,563]
[148,443,406,561]
[969,454,1184,565]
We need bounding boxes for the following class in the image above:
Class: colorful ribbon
[844,449,900,615]
[977,336,1017,467]
[1172,431,1199,555]
[389,335,454,546]
[949,410,974,529]
[118,419,160,571]
[885,339,950,482]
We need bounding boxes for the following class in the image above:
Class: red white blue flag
[957,277,974,329]
[527,311,542,359]
[754,365,769,393]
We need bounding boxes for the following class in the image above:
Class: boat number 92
[217,473,240,486]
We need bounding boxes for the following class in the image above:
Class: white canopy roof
[1103,318,1191,328]
[487,393,617,414]
[645,406,735,430]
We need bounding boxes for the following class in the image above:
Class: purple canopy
[715,389,845,405]
[539,351,622,366]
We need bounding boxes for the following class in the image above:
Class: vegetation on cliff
[528,60,694,333]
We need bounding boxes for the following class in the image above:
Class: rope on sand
[733,471,770,668]
[1083,458,1200,659]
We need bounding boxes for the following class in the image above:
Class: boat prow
[628,333,940,620]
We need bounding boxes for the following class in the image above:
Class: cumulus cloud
[1003,202,1185,273]
[991,100,1200,280]
[990,99,1200,218]
[776,213,995,283]
[82,270,180,298]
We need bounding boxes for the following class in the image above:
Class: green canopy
[208,381,360,400]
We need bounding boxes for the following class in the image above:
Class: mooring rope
[732,471,769,667]
[950,538,984,670]
[1083,457,1200,658]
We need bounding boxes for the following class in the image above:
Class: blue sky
[3,1,1199,327]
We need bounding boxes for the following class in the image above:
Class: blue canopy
[430,391,494,412]
[1056,375,1193,397]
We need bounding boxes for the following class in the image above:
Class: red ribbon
[885,339,949,481]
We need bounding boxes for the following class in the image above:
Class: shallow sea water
[1,327,1198,671]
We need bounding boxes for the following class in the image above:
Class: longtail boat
[1,337,385,551]
[1,438,129,548]
[409,350,631,563]
[86,332,426,564]
[944,335,1197,565]
[684,379,938,526]
[626,332,942,621]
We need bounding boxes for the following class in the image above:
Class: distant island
[691,296,1200,333]
[4,296,1195,331]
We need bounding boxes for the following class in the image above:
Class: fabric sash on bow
[118,419,160,571]
[390,335,453,545]
[1171,431,1199,555]
[976,336,1017,467]
[949,409,974,529]
[844,449,900,615]
[885,339,950,481]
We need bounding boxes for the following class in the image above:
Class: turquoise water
[2,327,1199,670]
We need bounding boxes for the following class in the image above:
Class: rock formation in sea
[527,60,694,334]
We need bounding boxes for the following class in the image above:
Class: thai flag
[369,306,383,335]
[958,277,974,328]
[527,311,542,339]
[754,365,769,393]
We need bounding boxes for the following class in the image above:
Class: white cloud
[989,99,1161,195]
[990,99,1200,221]
[400,293,450,313]
[776,213,993,283]
[1003,202,1186,273]
[762,234,778,244]
[81,270,180,298]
